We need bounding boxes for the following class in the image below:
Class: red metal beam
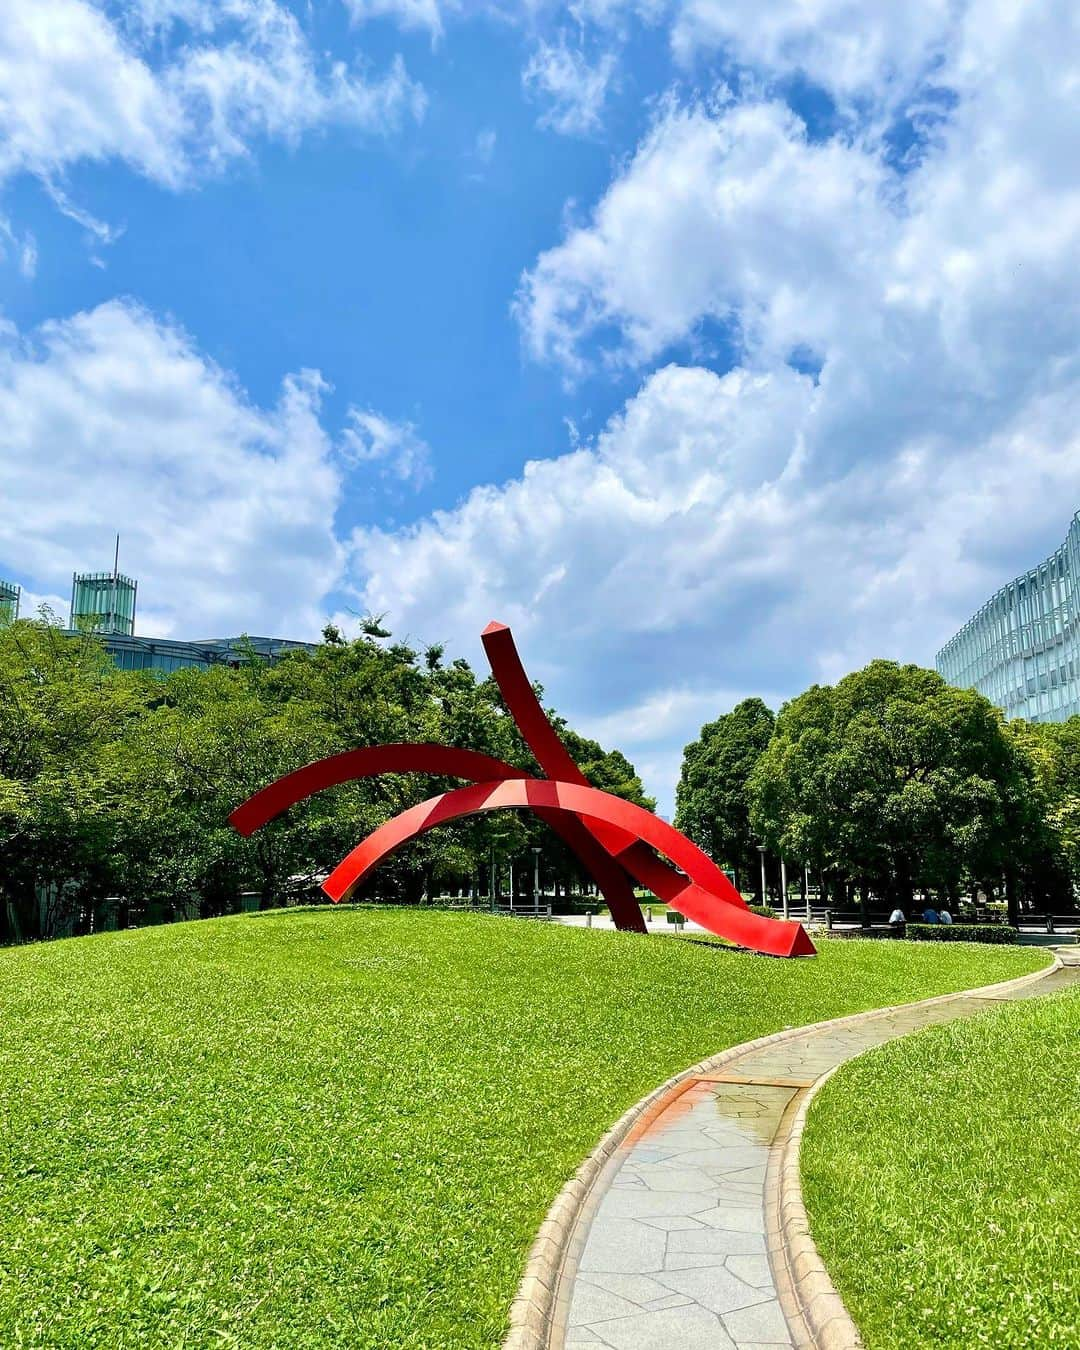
[324,779,816,958]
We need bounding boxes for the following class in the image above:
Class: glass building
[70,570,137,636]
[0,579,19,624]
[3,557,316,674]
[97,633,317,674]
[936,512,1080,722]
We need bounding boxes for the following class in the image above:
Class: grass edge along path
[801,983,1080,1350]
[0,909,1047,1349]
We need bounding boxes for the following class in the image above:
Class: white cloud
[349,2,1080,809]
[0,0,184,187]
[343,0,450,39]
[516,98,889,371]
[0,0,425,196]
[669,0,957,104]
[0,216,36,277]
[0,299,348,640]
[522,34,618,137]
[341,409,433,488]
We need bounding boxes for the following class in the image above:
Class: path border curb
[769,950,1064,1350]
[502,950,1063,1350]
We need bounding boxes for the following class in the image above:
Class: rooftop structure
[97,632,316,674]
[70,569,137,636]
[6,543,316,673]
[936,512,1080,722]
[0,579,19,624]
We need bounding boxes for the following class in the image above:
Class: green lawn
[0,909,1046,1349]
[802,985,1079,1349]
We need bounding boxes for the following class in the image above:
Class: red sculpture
[231,623,815,958]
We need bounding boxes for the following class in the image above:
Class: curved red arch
[481,623,746,911]
[325,779,815,958]
[229,742,646,933]
[229,744,527,837]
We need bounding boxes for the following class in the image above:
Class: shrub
[906,922,1016,944]
[548,898,597,916]
[749,903,778,918]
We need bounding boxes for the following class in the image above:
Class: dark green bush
[906,923,1016,944]
[749,903,778,918]
[549,898,601,916]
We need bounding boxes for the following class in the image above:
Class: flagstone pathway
[549,951,1080,1350]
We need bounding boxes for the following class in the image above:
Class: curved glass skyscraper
[936,512,1080,723]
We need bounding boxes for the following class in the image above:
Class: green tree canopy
[674,698,775,893]
[0,616,655,938]
[747,660,1050,910]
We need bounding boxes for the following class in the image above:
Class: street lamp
[780,856,789,920]
[532,846,541,915]
[757,843,767,907]
[489,845,496,913]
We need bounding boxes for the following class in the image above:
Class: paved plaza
[549,951,1080,1350]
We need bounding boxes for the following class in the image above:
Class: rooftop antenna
[111,534,120,630]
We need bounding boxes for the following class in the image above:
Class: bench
[1019,913,1080,934]
[825,909,894,930]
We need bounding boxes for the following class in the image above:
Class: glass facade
[936,512,1080,722]
[0,580,19,624]
[70,571,137,636]
[89,633,317,674]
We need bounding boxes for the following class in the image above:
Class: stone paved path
[554,951,1080,1350]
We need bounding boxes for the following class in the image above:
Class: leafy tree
[748,661,1046,914]
[0,615,656,940]
[675,699,775,896]
[0,618,149,940]
[1006,718,1080,910]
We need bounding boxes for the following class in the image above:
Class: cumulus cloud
[522,34,619,136]
[669,0,958,104]
[0,0,425,195]
[350,2,1080,808]
[0,299,346,640]
[341,409,433,488]
[516,98,889,371]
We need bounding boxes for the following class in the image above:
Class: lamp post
[509,858,514,914]
[757,844,767,906]
[532,846,541,915]
[804,863,811,922]
[780,856,789,921]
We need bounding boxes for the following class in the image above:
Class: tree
[748,661,1044,913]
[675,699,775,895]
[0,617,149,940]
[1006,718,1079,912]
[112,663,341,913]
[0,616,657,941]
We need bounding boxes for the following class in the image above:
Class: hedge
[906,923,1016,944]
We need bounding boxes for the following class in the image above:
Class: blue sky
[2,1,1079,808]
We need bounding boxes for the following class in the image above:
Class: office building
[57,554,315,673]
[936,512,1080,722]
[0,580,19,624]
